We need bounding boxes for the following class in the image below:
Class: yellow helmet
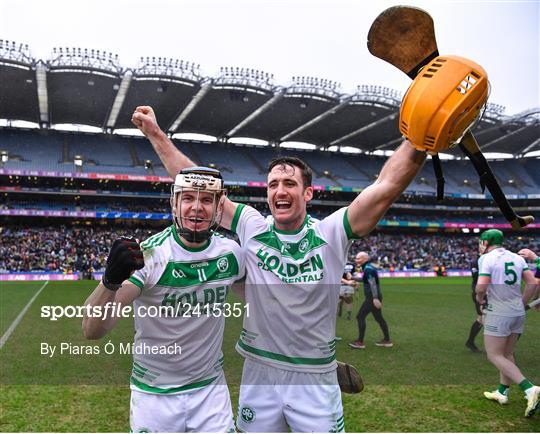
[399,55,489,153]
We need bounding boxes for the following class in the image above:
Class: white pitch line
[0,280,49,350]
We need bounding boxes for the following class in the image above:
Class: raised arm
[132,106,196,178]
[132,106,238,229]
[347,141,426,237]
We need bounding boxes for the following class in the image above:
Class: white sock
[525,386,537,399]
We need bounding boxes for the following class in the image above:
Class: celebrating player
[132,105,426,431]
[475,229,539,417]
[348,251,392,349]
[82,167,245,432]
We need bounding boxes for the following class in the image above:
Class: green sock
[498,384,510,395]
[519,379,534,392]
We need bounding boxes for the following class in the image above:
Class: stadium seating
[1,128,539,195]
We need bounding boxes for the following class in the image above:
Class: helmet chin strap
[172,188,222,244]
[175,223,214,244]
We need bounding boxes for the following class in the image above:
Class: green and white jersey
[230,204,357,373]
[478,247,529,316]
[127,225,245,394]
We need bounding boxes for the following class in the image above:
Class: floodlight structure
[352,85,402,106]
[49,47,122,74]
[287,76,342,100]
[135,57,202,82]
[215,67,274,92]
[483,103,506,122]
[0,39,33,65]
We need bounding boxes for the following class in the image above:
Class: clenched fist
[103,237,144,291]
[131,106,162,139]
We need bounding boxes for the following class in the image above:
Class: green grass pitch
[0,278,538,432]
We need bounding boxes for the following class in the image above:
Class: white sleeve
[316,207,356,262]
[230,204,267,246]
[518,255,529,274]
[128,248,165,293]
[236,244,247,280]
[478,254,491,277]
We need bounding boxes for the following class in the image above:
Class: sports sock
[519,379,534,393]
[497,384,509,395]
[467,320,482,344]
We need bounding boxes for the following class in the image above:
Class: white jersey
[478,247,529,317]
[127,225,245,394]
[231,205,356,373]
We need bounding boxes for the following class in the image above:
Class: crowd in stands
[1,225,539,274]
[349,233,540,270]
[0,226,156,275]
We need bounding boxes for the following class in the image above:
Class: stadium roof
[1,41,539,156]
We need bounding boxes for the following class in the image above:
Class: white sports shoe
[525,385,540,417]
[483,390,509,405]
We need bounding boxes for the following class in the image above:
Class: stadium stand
[2,127,539,194]
[1,42,539,281]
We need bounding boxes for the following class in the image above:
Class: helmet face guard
[170,167,226,243]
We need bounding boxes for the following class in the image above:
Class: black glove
[103,237,144,291]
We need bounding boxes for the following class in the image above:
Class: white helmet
[170,167,226,243]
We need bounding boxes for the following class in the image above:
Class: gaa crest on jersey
[298,237,309,253]
[240,406,256,423]
[217,257,229,272]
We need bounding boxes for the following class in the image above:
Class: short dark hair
[267,157,312,188]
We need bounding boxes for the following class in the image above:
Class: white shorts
[130,372,235,433]
[237,359,344,433]
[339,286,354,297]
[484,313,525,337]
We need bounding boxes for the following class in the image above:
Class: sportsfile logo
[40,301,249,320]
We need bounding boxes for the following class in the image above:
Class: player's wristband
[102,277,122,292]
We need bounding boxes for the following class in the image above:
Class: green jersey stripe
[479,273,491,276]
[141,227,172,249]
[128,275,144,289]
[132,361,147,371]
[130,375,217,394]
[132,369,146,378]
[157,253,239,288]
[237,340,336,365]
[132,363,159,378]
[231,203,246,233]
[343,208,360,240]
